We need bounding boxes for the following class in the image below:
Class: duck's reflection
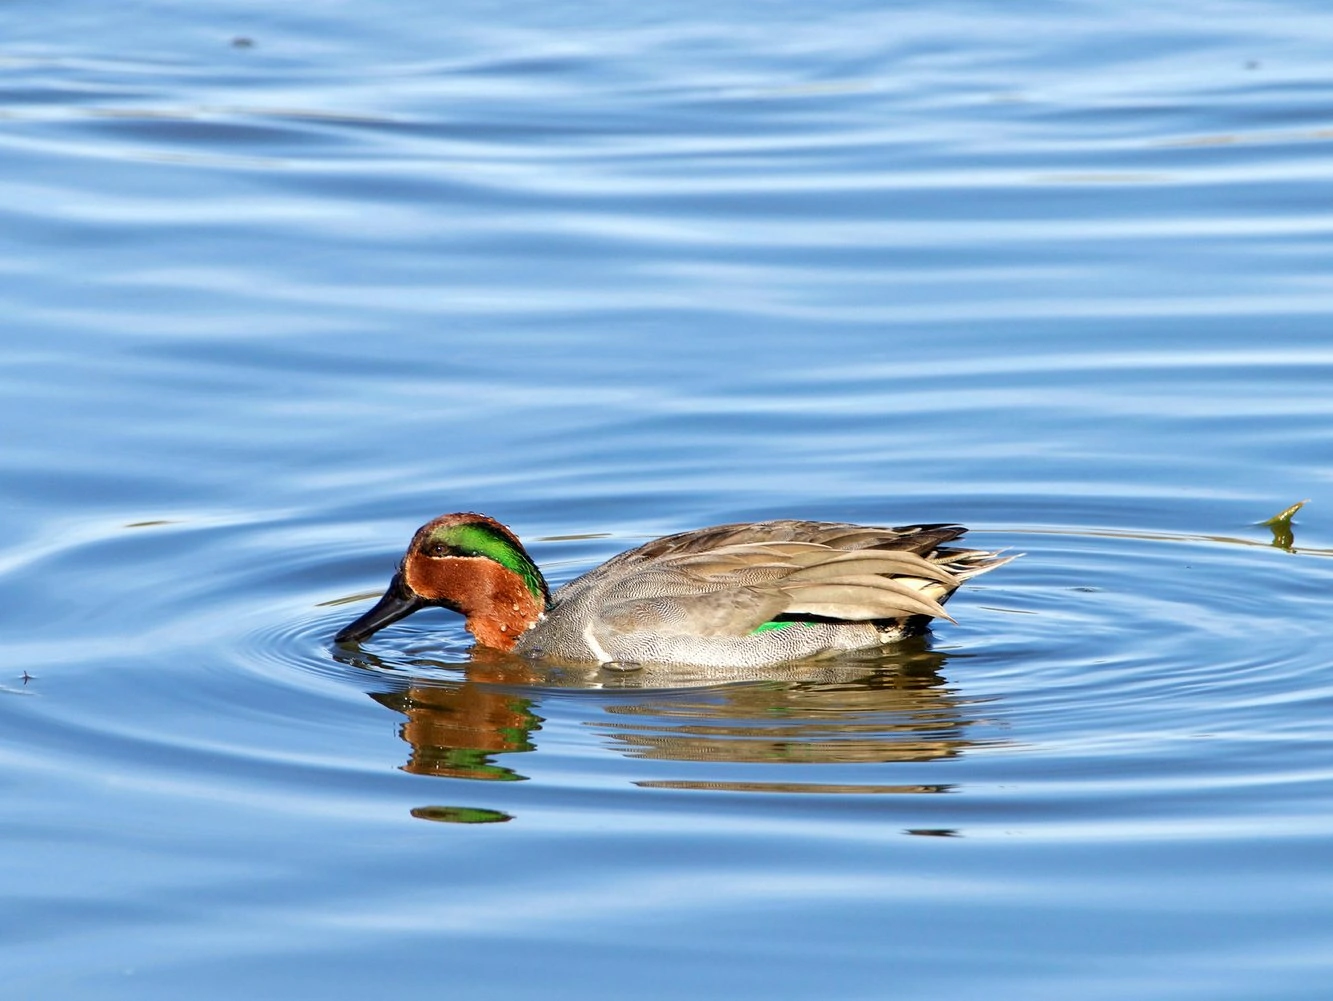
[369,683,540,782]
[344,639,994,790]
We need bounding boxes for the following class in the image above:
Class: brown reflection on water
[369,654,544,781]
[359,640,995,790]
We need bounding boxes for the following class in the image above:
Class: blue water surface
[4,1,1333,998]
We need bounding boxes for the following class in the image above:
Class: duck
[334,513,1012,668]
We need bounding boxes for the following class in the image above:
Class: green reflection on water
[410,806,514,824]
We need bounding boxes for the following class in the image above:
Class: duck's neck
[464,558,546,650]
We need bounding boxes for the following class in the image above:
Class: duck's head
[334,513,549,651]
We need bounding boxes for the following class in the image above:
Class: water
[5,1,1333,997]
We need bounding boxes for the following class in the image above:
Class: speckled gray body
[511,519,1008,668]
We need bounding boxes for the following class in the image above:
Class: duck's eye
[425,542,450,557]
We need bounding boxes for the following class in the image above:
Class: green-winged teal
[335,513,1012,668]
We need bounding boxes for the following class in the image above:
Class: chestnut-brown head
[334,513,549,650]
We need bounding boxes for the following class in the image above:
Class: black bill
[334,572,425,643]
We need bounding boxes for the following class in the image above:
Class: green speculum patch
[751,620,817,634]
